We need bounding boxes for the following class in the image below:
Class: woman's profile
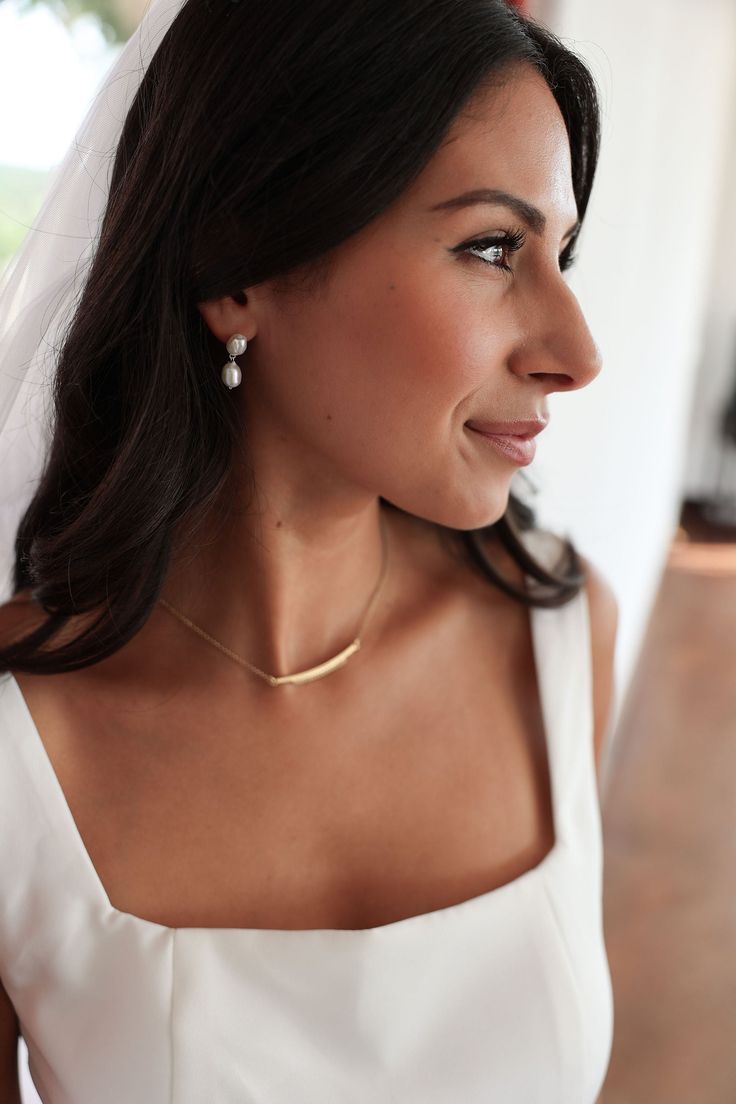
[0,0,618,1100]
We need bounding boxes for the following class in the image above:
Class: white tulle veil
[0,0,188,603]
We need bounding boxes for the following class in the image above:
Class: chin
[384,482,511,533]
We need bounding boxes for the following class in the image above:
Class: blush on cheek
[392,290,504,400]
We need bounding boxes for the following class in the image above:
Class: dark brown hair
[1,0,600,674]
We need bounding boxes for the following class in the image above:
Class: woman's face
[229,63,602,531]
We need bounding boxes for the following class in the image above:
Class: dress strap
[0,672,107,982]
[523,530,595,834]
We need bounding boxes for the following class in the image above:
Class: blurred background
[2,0,735,1100]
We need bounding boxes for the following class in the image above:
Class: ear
[196,290,259,345]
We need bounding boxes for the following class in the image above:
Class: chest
[13,598,555,931]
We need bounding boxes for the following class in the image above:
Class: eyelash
[459,229,577,274]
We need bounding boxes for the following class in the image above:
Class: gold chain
[157,510,389,687]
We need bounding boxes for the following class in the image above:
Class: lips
[464,417,548,437]
[464,417,548,466]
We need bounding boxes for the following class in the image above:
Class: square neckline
[0,592,564,938]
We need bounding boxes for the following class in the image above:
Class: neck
[160,493,392,682]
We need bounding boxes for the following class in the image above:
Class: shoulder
[453,525,619,783]
[0,590,100,656]
[0,595,39,719]
[0,590,40,651]
[577,553,619,784]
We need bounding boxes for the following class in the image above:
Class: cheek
[256,263,521,527]
[332,262,508,427]
[259,249,511,482]
[376,290,513,437]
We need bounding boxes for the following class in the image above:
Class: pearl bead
[226,334,248,356]
[221,363,242,389]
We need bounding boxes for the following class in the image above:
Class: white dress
[0,571,614,1103]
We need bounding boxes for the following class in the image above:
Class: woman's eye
[460,228,526,273]
[456,229,578,276]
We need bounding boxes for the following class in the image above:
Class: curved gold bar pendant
[267,639,362,686]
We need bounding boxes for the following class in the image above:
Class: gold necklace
[157,510,389,687]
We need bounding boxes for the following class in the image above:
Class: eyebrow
[428,188,580,240]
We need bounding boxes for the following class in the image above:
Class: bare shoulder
[0,590,42,649]
[0,605,26,1103]
[577,553,619,783]
[0,590,99,656]
[453,526,618,787]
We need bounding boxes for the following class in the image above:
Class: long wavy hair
[0,0,600,675]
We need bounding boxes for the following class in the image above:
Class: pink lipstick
[464,418,547,467]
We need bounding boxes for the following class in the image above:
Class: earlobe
[196,292,255,345]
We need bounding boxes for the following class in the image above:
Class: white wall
[683,82,736,503]
[524,0,736,737]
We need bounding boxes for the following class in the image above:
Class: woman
[0,0,618,1100]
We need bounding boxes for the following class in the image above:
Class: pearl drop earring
[221,333,248,389]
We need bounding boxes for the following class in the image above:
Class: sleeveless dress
[0,568,614,1104]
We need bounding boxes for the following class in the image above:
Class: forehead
[404,64,576,223]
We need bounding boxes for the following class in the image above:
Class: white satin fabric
[0,569,614,1103]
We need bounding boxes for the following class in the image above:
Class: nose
[510,278,602,392]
